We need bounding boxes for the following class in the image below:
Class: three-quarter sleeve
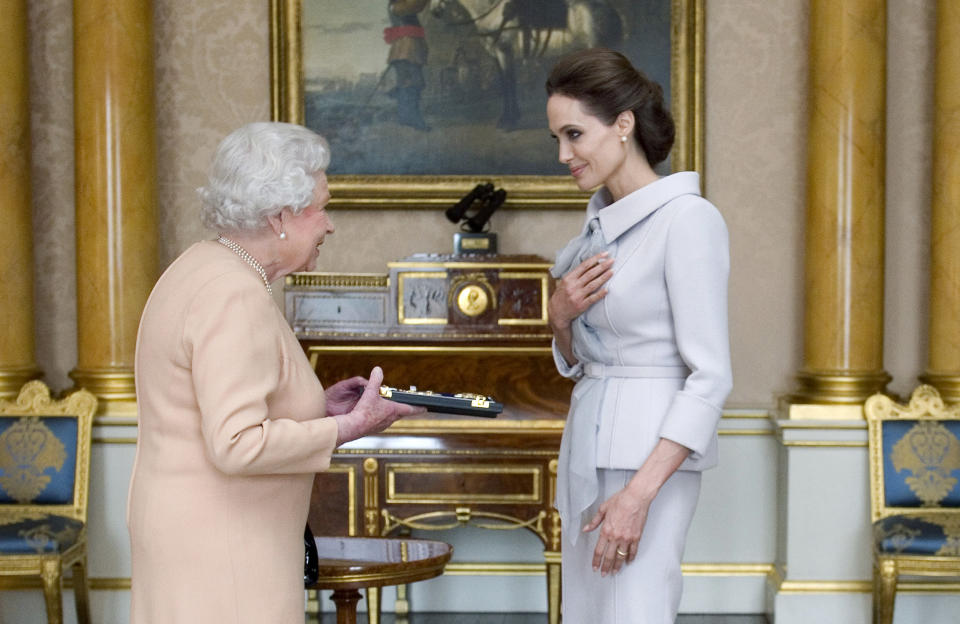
[552,338,584,380]
[658,201,733,459]
[185,275,338,476]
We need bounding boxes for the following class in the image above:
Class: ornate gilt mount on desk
[285,254,553,339]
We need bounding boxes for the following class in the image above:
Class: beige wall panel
[28,0,77,393]
[706,0,809,407]
[154,0,272,266]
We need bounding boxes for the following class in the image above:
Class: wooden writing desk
[288,255,572,624]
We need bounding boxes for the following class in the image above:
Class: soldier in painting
[384,0,431,131]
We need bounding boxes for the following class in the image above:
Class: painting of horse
[429,0,624,130]
[299,0,672,176]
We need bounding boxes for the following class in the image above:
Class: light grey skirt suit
[551,172,732,623]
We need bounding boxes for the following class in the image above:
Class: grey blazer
[552,172,732,528]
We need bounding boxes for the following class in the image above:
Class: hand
[548,253,614,330]
[583,485,654,577]
[324,376,368,416]
[333,366,425,445]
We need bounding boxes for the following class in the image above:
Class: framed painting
[270,0,703,210]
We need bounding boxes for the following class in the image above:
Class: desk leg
[304,589,320,622]
[545,550,562,624]
[366,587,380,624]
[330,589,362,624]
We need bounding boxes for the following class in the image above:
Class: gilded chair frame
[865,385,960,624]
[0,381,97,624]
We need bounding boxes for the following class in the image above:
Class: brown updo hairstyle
[546,47,675,167]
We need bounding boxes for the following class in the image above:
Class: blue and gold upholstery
[866,385,960,624]
[0,381,96,624]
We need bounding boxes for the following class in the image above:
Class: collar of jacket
[587,171,702,244]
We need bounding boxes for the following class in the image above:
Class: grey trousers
[561,468,702,623]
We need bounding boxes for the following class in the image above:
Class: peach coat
[128,240,339,623]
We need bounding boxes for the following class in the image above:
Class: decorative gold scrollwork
[891,421,960,505]
[0,418,66,503]
[456,285,489,317]
[380,509,549,545]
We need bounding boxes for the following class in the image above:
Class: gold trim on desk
[381,509,548,543]
[386,463,541,504]
[390,261,554,270]
[337,448,559,457]
[497,272,550,326]
[397,272,448,326]
[324,462,358,537]
[286,272,390,289]
[301,330,553,341]
[308,345,553,354]
[381,418,565,434]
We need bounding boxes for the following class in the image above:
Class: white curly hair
[197,122,331,232]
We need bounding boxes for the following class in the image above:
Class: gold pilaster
[0,0,41,397]
[791,0,890,411]
[921,0,960,402]
[71,0,158,415]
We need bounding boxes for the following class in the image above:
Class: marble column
[921,0,960,401]
[791,0,890,413]
[0,0,42,397]
[71,0,158,415]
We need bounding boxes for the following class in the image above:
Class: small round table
[306,536,452,624]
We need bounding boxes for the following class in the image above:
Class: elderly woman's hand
[324,376,368,416]
[332,366,426,445]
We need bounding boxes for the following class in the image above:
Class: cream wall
[29,1,934,407]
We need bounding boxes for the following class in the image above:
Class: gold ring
[616,548,627,557]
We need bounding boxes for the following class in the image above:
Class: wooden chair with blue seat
[0,380,97,624]
[865,384,960,624]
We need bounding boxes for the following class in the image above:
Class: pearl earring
[620,135,628,143]
[279,231,287,240]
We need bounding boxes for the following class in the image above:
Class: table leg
[330,588,362,624]
[545,550,562,624]
[304,589,321,622]
[366,586,380,624]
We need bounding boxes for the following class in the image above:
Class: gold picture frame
[270,0,704,210]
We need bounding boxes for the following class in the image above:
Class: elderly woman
[127,122,423,623]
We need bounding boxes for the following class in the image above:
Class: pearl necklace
[216,236,272,295]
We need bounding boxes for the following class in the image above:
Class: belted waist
[582,362,690,379]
